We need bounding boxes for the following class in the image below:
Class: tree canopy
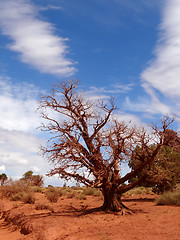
[39,80,174,212]
[129,144,180,193]
[21,171,44,187]
[0,173,8,185]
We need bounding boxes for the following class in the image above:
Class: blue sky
[0,0,179,186]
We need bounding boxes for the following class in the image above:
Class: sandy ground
[0,193,179,240]
[0,218,22,240]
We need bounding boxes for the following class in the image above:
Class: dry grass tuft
[0,180,36,204]
[156,191,180,206]
[123,187,154,197]
[76,193,86,200]
[35,202,54,212]
[32,186,44,193]
[67,191,76,198]
[45,187,62,203]
[0,180,31,199]
[22,192,36,204]
[83,187,102,197]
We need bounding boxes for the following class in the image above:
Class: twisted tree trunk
[101,186,130,213]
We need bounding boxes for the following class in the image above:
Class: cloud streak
[124,95,171,116]
[88,83,134,95]
[0,76,48,179]
[0,0,76,76]
[141,0,180,100]
[0,76,40,132]
[0,128,46,174]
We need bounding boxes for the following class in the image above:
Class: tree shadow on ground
[122,197,155,202]
[0,220,19,233]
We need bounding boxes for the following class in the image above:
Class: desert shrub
[124,187,154,197]
[35,202,49,210]
[45,188,61,203]
[74,190,84,197]
[12,202,20,208]
[93,189,102,197]
[0,180,31,199]
[71,186,82,191]
[83,187,101,197]
[22,192,35,204]
[66,191,76,198]
[35,202,54,212]
[61,187,74,196]
[10,192,26,201]
[76,193,86,200]
[61,189,68,196]
[0,180,37,204]
[156,191,180,206]
[32,186,44,193]
[83,187,94,195]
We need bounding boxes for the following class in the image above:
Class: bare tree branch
[39,80,175,212]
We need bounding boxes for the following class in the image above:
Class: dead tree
[39,80,174,212]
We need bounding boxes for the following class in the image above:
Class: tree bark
[101,187,129,213]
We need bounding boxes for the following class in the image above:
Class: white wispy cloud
[0,128,41,153]
[39,5,63,11]
[0,76,40,132]
[124,94,171,116]
[141,0,180,100]
[0,75,76,185]
[0,0,76,76]
[0,76,50,181]
[88,83,134,95]
[113,111,143,127]
[0,165,6,172]
[0,128,47,176]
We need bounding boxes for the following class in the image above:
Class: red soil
[0,193,179,240]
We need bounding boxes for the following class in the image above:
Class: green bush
[156,191,180,206]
